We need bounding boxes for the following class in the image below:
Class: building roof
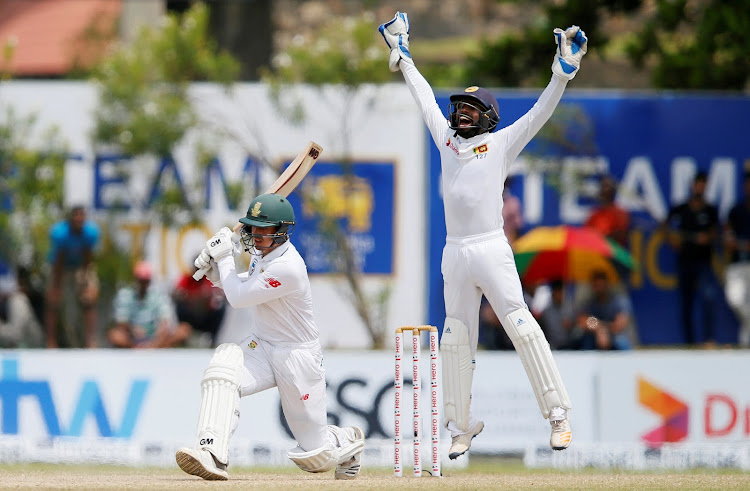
[0,0,121,76]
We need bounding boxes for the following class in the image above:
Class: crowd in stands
[0,206,226,349]
[480,170,750,351]
[0,169,748,351]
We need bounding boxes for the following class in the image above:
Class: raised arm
[502,26,588,162]
[379,11,448,146]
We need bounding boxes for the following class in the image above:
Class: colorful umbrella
[513,225,635,283]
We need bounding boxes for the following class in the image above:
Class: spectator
[502,176,524,245]
[17,266,44,327]
[582,174,636,336]
[108,261,189,348]
[172,259,227,348]
[585,175,630,247]
[725,171,750,347]
[0,274,43,348]
[45,205,100,348]
[539,280,575,350]
[477,296,513,350]
[575,270,634,350]
[663,171,721,346]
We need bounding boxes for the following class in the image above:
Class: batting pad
[503,308,571,418]
[196,343,243,465]
[288,445,337,473]
[440,317,475,432]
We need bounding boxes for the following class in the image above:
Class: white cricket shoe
[176,447,229,480]
[335,426,365,480]
[448,420,484,460]
[549,407,572,450]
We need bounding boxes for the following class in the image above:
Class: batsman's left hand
[206,227,234,262]
[379,11,413,72]
[551,25,587,80]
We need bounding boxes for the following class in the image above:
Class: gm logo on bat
[309,148,320,159]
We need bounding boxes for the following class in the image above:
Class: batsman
[380,12,587,458]
[176,193,365,480]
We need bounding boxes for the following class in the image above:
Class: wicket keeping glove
[379,11,413,72]
[551,25,588,80]
[206,227,234,262]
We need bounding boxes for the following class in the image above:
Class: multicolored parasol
[513,225,635,283]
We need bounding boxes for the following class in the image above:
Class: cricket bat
[193,141,322,280]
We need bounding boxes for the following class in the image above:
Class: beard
[456,127,482,139]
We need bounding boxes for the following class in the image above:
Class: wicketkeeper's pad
[503,308,571,418]
[440,317,475,432]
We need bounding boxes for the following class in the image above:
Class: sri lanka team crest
[248,340,258,349]
[473,144,488,154]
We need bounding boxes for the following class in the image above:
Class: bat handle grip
[193,266,209,281]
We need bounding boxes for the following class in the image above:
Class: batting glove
[193,249,221,284]
[206,227,234,262]
[551,25,588,80]
[379,11,413,72]
[194,248,211,271]
[231,230,243,256]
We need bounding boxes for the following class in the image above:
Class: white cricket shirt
[401,62,567,238]
[216,241,319,344]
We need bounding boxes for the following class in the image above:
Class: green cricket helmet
[238,193,296,249]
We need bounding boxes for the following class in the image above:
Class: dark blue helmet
[448,86,500,136]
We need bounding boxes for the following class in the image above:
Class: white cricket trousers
[237,335,330,451]
[442,230,528,357]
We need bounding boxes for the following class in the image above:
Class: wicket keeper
[380,12,587,458]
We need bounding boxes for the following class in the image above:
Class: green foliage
[90,1,244,234]
[0,105,68,271]
[92,2,240,157]
[625,0,750,89]
[464,0,642,88]
[261,11,392,348]
[86,1,244,294]
[263,13,391,87]
[0,37,17,81]
[468,0,748,90]
[67,6,119,79]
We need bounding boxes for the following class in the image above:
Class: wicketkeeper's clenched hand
[551,25,588,80]
[379,11,413,72]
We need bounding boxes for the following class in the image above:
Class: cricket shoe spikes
[448,420,484,460]
[335,426,365,480]
[549,407,572,450]
[176,447,229,480]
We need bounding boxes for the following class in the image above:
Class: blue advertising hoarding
[285,160,395,275]
[427,91,749,345]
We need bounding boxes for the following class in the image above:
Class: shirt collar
[258,240,291,264]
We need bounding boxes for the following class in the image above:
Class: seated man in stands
[575,270,634,350]
[109,261,190,348]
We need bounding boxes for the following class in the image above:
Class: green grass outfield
[1,458,749,490]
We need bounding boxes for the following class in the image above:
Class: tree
[463,0,748,90]
[91,1,242,262]
[262,12,394,348]
[463,0,642,88]
[625,0,750,90]
[0,104,68,300]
